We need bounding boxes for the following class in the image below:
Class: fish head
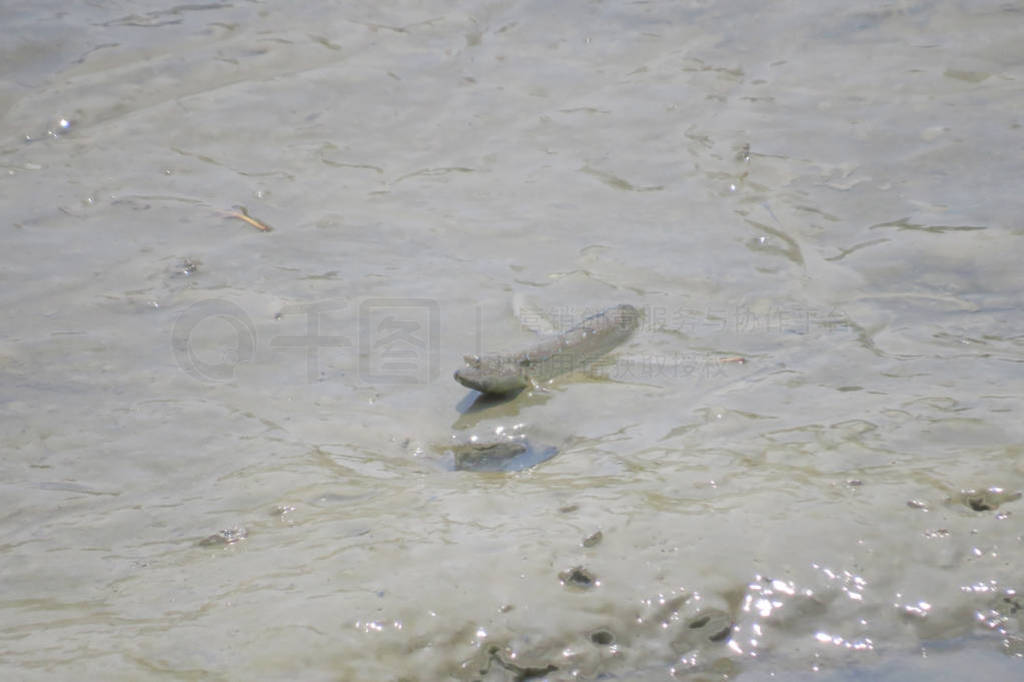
[453,360,527,395]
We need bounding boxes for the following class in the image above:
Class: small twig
[224,205,273,232]
[718,356,746,364]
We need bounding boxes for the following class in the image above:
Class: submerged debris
[224,205,273,232]
[450,440,527,470]
[179,258,200,276]
[198,526,248,547]
[445,438,558,472]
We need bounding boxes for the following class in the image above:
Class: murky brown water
[2,1,1023,680]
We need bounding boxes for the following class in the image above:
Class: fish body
[454,304,640,395]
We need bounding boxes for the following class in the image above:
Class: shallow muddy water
[2,1,1023,680]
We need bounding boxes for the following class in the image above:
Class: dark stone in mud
[559,566,598,590]
[582,530,603,547]
[672,608,734,650]
[590,629,615,646]
[708,625,732,642]
[689,614,710,628]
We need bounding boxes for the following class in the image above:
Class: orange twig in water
[225,206,273,232]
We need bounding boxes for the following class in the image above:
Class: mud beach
[2,1,1023,680]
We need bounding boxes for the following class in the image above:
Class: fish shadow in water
[444,440,559,472]
[449,390,559,470]
[453,388,554,430]
[455,389,522,414]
